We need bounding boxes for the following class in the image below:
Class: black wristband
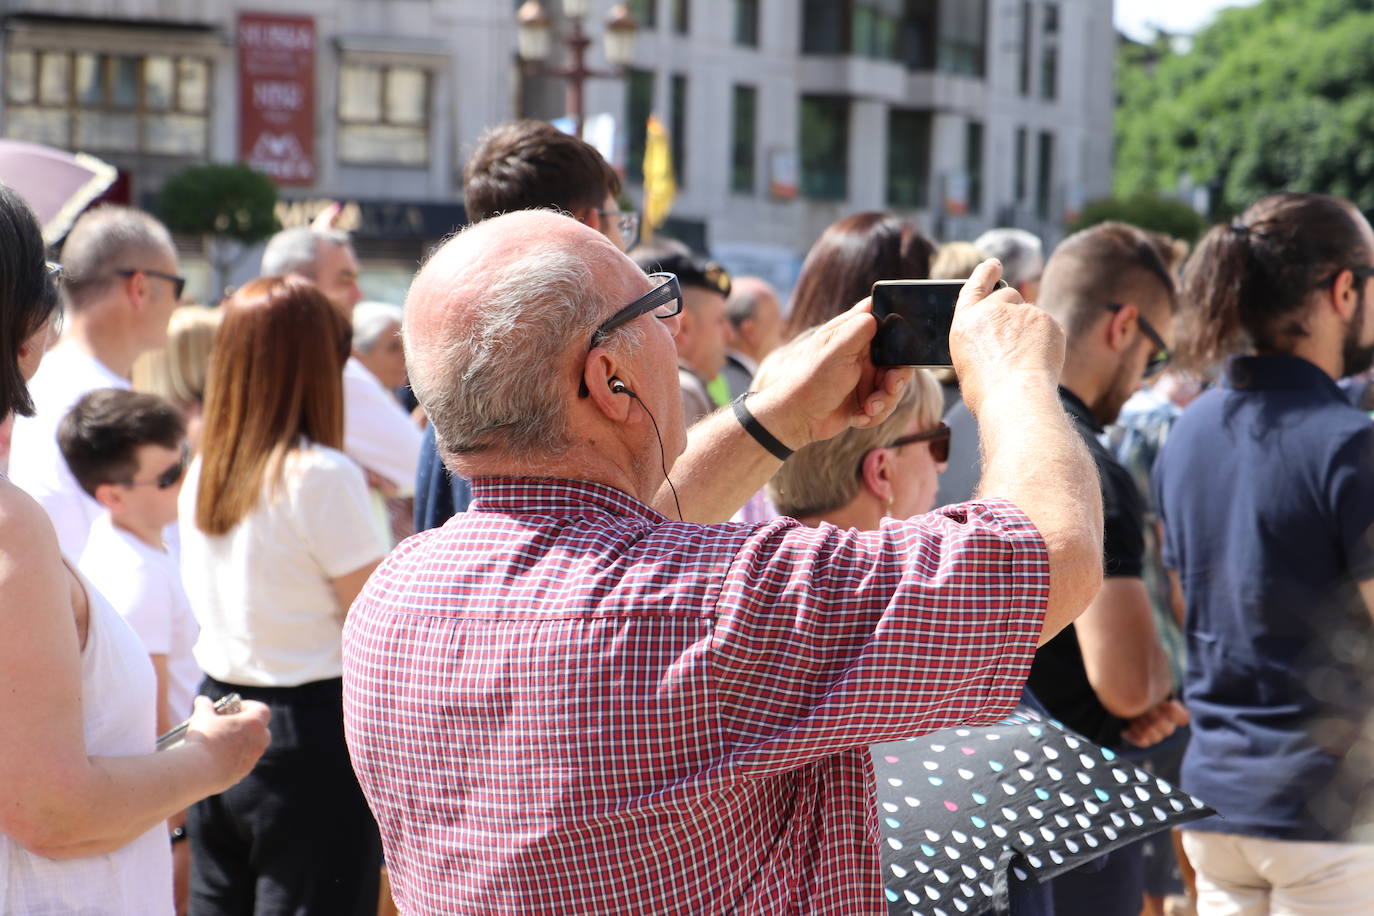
[731,392,794,461]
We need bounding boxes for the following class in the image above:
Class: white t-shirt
[8,343,128,559]
[79,513,202,719]
[179,443,386,687]
[344,356,421,497]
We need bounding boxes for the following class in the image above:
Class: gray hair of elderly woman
[352,301,404,353]
[972,228,1044,290]
[763,329,943,519]
[404,237,636,460]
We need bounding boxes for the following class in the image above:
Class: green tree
[1116,0,1374,219]
[157,164,279,301]
[1068,194,1207,243]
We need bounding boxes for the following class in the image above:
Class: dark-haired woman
[0,189,271,911]
[784,211,937,340]
[179,275,387,915]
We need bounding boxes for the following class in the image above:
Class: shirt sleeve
[83,558,175,656]
[344,362,423,497]
[1327,425,1374,582]
[709,498,1048,778]
[290,449,389,579]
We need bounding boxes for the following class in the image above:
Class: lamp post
[516,1,637,139]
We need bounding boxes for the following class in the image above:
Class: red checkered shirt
[342,477,1048,915]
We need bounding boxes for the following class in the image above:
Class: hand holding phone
[870,278,1008,368]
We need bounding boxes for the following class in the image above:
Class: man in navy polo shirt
[1155,192,1374,913]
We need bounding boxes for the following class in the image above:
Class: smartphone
[869,278,1006,368]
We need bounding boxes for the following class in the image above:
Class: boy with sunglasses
[60,388,199,737]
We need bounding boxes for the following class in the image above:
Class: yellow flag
[642,114,676,237]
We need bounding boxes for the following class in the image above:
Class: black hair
[628,239,732,298]
[0,184,59,418]
[57,388,185,497]
[1181,192,1370,366]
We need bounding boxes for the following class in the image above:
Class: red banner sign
[238,13,315,186]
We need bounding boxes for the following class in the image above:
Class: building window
[1014,126,1028,203]
[803,0,903,62]
[800,95,849,200]
[966,120,984,214]
[1019,1,1033,96]
[625,68,655,182]
[670,73,687,187]
[1040,4,1059,101]
[886,108,931,209]
[735,0,760,47]
[337,64,429,166]
[672,0,690,34]
[1036,130,1054,221]
[4,48,209,155]
[629,0,657,29]
[939,0,988,77]
[730,84,756,193]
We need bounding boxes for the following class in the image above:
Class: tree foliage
[157,163,279,244]
[1116,0,1374,218]
[1068,194,1207,243]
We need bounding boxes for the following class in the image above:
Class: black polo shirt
[1154,355,1374,840]
[1026,387,1146,748]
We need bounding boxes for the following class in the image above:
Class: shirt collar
[727,349,759,377]
[1057,386,1104,435]
[467,476,666,522]
[1225,354,1344,397]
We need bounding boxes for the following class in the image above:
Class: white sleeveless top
[0,570,173,915]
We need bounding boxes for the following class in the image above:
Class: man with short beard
[1009,222,1188,916]
[1155,192,1374,913]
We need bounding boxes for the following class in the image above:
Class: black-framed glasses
[121,442,190,490]
[599,209,641,247]
[589,272,682,349]
[857,422,952,475]
[116,268,186,301]
[1314,265,1374,290]
[1105,304,1171,378]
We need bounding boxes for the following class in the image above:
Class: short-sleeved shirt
[180,443,387,687]
[1154,355,1374,841]
[79,513,201,718]
[344,356,423,497]
[1026,387,1146,748]
[8,346,128,558]
[342,477,1050,915]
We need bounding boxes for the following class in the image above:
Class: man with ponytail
[1155,192,1374,913]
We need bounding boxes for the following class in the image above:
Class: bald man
[722,276,784,399]
[341,211,1103,915]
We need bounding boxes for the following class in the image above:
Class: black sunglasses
[858,422,951,476]
[122,442,190,490]
[577,273,683,398]
[117,268,187,301]
[1105,304,1170,378]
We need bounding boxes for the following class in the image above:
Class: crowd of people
[0,116,1371,916]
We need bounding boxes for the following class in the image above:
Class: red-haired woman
[179,275,387,915]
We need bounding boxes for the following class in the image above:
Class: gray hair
[260,226,351,278]
[352,301,404,353]
[973,228,1044,290]
[726,282,764,327]
[406,238,633,460]
[59,206,175,310]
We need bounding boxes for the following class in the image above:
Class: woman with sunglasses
[178,275,387,915]
[764,328,949,528]
[0,190,270,912]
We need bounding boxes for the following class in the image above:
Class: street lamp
[516,1,638,139]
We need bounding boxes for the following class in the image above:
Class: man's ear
[581,346,632,421]
[1104,304,1137,354]
[92,481,125,513]
[577,206,602,233]
[858,447,894,505]
[1330,268,1360,320]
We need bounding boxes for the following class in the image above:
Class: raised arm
[0,485,270,860]
[957,261,1104,644]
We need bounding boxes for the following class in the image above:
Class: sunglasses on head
[121,441,190,490]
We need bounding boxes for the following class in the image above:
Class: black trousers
[188,675,381,916]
